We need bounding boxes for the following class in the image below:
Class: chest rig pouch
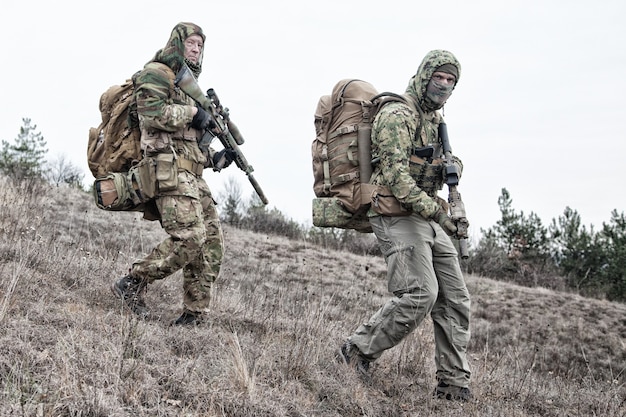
[409,145,444,197]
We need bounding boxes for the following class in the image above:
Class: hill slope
[0,179,625,416]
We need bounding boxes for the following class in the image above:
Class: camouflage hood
[151,22,205,77]
[405,50,461,112]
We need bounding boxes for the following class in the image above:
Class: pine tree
[0,118,48,181]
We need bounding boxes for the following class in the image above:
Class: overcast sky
[1,0,624,241]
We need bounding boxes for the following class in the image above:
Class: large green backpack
[311,79,408,233]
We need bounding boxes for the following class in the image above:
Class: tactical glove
[213,149,237,170]
[432,208,457,237]
[191,106,214,130]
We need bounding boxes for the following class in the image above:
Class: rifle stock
[439,121,469,259]
[175,65,269,205]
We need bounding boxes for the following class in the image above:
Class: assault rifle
[174,65,269,205]
[439,122,469,259]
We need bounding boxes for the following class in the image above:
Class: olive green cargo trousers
[349,213,471,387]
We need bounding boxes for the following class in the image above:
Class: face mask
[425,78,454,107]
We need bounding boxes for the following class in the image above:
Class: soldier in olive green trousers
[340,50,472,402]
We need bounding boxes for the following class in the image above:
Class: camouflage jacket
[133,22,212,167]
[369,50,463,219]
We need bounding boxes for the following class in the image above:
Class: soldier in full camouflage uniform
[339,50,472,401]
[111,22,235,325]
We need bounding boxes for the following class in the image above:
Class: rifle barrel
[249,174,269,205]
[439,121,469,259]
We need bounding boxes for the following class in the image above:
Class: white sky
[1,0,624,241]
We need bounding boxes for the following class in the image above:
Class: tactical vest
[136,63,207,172]
[409,154,444,197]
[408,108,445,197]
[371,105,446,198]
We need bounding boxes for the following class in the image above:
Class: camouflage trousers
[131,171,223,313]
[349,213,471,387]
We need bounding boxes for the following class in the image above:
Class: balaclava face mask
[153,22,206,78]
[425,63,458,109]
[406,50,461,112]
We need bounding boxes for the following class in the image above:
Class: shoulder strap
[396,93,426,146]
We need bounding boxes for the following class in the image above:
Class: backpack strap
[328,124,358,140]
[319,145,331,194]
[398,93,427,145]
[333,171,359,185]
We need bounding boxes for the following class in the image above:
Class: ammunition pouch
[409,155,444,197]
[128,157,156,202]
[154,153,178,192]
[176,156,204,177]
[141,129,172,154]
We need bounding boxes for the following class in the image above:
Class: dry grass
[1,177,625,416]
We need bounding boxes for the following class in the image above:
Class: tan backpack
[87,78,141,179]
[311,79,408,233]
[87,64,172,218]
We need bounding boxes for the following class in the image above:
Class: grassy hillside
[1,178,625,416]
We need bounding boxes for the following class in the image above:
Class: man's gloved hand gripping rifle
[439,122,469,259]
[175,65,269,205]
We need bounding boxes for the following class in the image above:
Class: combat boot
[338,340,371,376]
[172,309,205,326]
[111,274,148,318]
[433,381,473,402]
